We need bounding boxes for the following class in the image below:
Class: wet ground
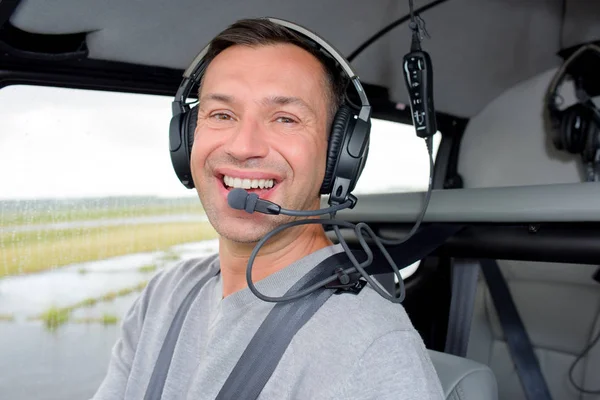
[0,239,218,400]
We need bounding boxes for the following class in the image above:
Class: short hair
[198,18,348,127]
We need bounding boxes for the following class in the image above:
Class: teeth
[223,175,275,189]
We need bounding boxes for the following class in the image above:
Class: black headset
[545,44,600,174]
[169,17,371,205]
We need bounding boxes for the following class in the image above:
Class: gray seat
[466,260,600,400]
[429,350,498,400]
[458,67,600,399]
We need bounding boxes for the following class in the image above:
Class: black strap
[444,259,479,357]
[367,223,464,276]
[480,259,553,400]
[144,270,218,400]
[215,251,354,400]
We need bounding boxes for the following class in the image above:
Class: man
[93,18,444,399]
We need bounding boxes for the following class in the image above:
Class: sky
[0,85,439,200]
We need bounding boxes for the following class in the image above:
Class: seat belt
[144,223,462,400]
[480,259,553,400]
[444,259,479,357]
[215,251,355,400]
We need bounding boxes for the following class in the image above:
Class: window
[0,85,218,399]
[353,118,441,195]
[0,85,439,399]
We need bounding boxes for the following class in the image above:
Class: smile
[223,175,275,190]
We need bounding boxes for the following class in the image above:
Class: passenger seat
[429,350,498,399]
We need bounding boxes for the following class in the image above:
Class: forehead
[200,43,328,105]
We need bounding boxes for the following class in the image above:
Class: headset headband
[545,43,600,113]
[173,17,371,122]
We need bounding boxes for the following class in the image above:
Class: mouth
[217,173,280,199]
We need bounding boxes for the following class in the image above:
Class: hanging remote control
[403,50,437,137]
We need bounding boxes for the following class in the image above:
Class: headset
[545,44,600,181]
[168,16,436,305]
[169,17,372,205]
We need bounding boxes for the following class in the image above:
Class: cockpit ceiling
[6,0,600,118]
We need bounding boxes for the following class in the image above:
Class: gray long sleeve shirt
[92,244,444,399]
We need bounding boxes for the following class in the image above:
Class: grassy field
[1,202,205,227]
[0,221,218,277]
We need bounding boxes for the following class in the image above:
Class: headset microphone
[227,188,356,217]
[225,187,407,304]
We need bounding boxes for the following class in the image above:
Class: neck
[219,224,333,298]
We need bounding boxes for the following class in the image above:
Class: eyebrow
[261,96,316,117]
[199,93,235,105]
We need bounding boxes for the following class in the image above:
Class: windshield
[0,84,439,399]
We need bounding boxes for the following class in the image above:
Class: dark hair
[198,18,348,127]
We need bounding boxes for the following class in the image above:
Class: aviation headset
[545,44,600,170]
[169,17,372,205]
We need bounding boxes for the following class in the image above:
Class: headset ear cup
[169,109,194,189]
[169,106,199,189]
[563,104,591,154]
[320,105,353,195]
[561,106,577,153]
[583,110,600,163]
[185,106,199,154]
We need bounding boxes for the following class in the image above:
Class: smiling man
[192,38,341,298]
[93,18,444,400]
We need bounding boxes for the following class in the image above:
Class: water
[0,239,218,400]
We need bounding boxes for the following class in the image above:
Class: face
[190,43,331,243]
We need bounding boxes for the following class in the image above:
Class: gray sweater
[92,244,444,399]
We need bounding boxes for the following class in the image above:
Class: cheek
[280,137,328,184]
[190,128,217,175]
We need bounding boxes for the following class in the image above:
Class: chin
[215,209,297,244]
[199,184,297,243]
[217,222,272,244]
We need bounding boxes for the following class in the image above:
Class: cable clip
[325,268,365,295]
[409,15,430,41]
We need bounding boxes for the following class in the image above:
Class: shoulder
[338,329,445,399]
[329,286,443,398]
[287,285,443,398]
[320,283,416,334]
[134,253,221,319]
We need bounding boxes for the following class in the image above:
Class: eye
[276,116,297,124]
[210,112,233,121]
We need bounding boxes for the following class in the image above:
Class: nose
[224,116,269,161]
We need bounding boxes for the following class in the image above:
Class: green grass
[78,297,99,307]
[36,281,149,330]
[138,264,158,273]
[1,203,205,227]
[159,249,182,262]
[0,221,218,277]
[39,307,70,331]
[101,314,118,325]
[72,314,119,325]
[0,314,14,322]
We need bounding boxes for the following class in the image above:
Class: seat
[457,67,600,399]
[428,350,498,400]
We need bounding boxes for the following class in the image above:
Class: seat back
[457,67,600,399]
[429,350,498,400]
